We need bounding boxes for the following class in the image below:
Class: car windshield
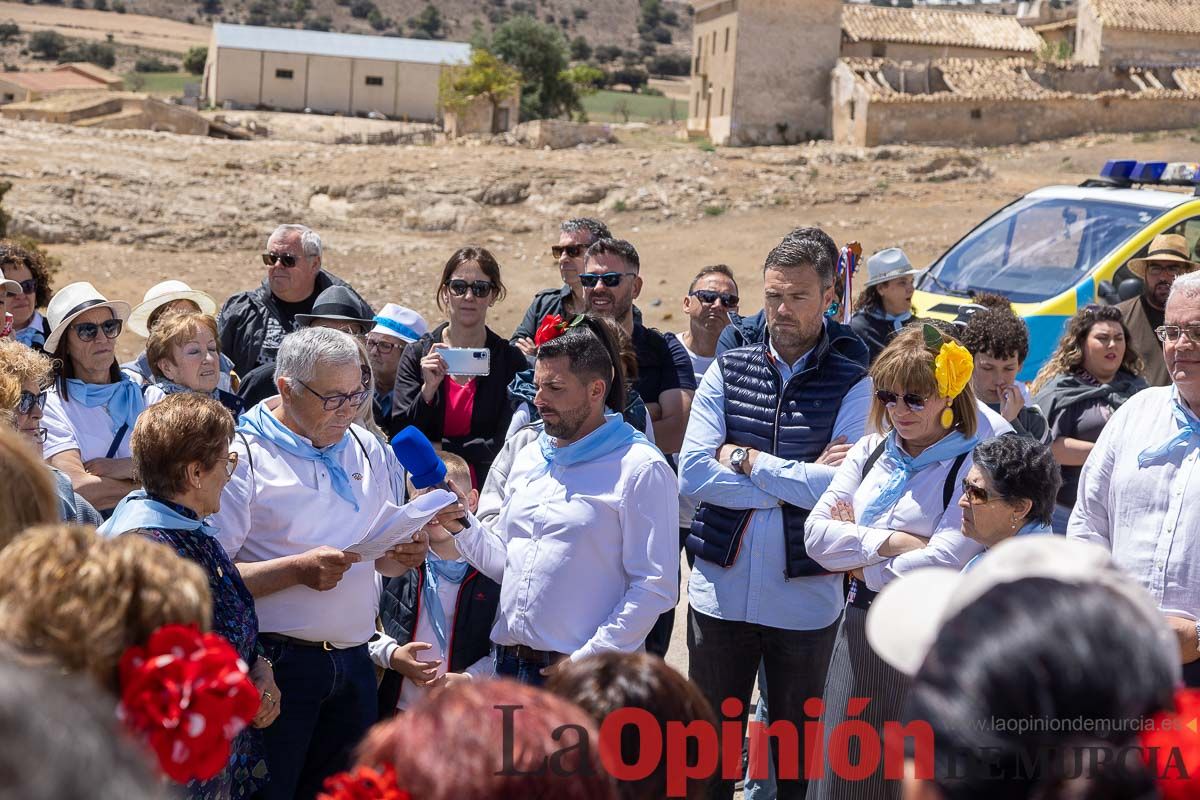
[918,196,1166,303]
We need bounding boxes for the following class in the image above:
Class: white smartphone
[440,347,491,376]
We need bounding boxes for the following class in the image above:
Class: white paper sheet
[346,489,458,560]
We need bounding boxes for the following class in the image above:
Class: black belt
[262,632,355,652]
[496,644,565,664]
[847,578,878,611]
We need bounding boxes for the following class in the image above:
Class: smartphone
[439,347,491,376]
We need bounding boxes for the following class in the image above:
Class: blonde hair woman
[0,426,59,549]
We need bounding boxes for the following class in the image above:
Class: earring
[940,406,954,429]
[1011,516,1019,530]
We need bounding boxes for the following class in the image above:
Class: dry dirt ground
[0,1,209,54]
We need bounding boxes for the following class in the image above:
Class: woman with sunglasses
[0,339,103,525]
[0,239,54,351]
[99,392,277,800]
[391,246,525,486]
[804,325,981,800]
[41,282,146,517]
[958,435,1060,571]
[1031,305,1146,532]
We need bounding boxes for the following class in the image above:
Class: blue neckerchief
[376,389,393,419]
[14,313,45,349]
[98,490,216,538]
[1138,393,1200,466]
[66,374,145,434]
[536,413,650,473]
[860,430,979,526]
[237,402,360,511]
[867,307,913,332]
[964,520,1053,571]
[422,554,471,652]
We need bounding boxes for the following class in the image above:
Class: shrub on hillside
[183,45,207,74]
[28,30,66,60]
[135,55,177,72]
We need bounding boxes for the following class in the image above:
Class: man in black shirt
[218,224,372,376]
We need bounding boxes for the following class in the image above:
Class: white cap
[370,303,429,343]
[865,536,1176,677]
[128,280,217,338]
[864,247,923,288]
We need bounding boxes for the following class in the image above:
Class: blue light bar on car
[1100,160,1137,181]
[1131,161,1167,182]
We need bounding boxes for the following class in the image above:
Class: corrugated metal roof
[842,5,1043,52]
[1088,0,1200,36]
[212,23,471,65]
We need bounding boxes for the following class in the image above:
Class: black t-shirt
[985,401,1050,445]
[1047,397,1116,507]
[632,324,697,404]
[257,287,320,367]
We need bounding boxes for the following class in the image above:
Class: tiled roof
[212,23,470,65]
[1087,0,1200,36]
[842,5,1044,53]
[0,70,107,93]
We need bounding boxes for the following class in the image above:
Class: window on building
[365,76,384,86]
[711,32,716,54]
[871,43,886,58]
[720,87,725,115]
[724,27,730,52]
[695,92,700,109]
[970,108,983,120]
[275,68,294,80]
[1,93,13,103]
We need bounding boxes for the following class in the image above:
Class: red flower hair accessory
[117,624,260,784]
[1140,687,1200,800]
[533,313,585,347]
[318,764,411,800]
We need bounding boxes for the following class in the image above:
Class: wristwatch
[729,447,749,475]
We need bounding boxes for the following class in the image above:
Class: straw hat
[44,282,131,354]
[1127,233,1199,280]
[128,281,218,338]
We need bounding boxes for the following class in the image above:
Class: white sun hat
[43,282,132,354]
[128,280,218,338]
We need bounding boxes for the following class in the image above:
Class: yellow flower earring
[941,401,954,430]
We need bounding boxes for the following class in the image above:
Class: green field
[581,89,686,124]
[124,72,194,97]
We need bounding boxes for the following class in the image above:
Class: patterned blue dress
[135,497,269,800]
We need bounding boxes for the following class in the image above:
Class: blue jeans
[257,638,378,800]
[494,647,555,687]
[744,661,778,800]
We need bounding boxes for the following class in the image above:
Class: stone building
[0,63,122,106]
[203,23,470,120]
[841,5,1044,60]
[1076,0,1200,66]
[687,0,842,145]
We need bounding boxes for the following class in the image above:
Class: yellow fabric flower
[935,340,974,399]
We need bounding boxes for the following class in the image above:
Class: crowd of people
[0,217,1199,800]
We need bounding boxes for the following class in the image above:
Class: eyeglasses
[296,378,370,411]
[1146,264,1189,278]
[444,279,495,299]
[221,451,239,478]
[16,279,35,295]
[875,390,927,412]
[261,252,298,268]
[580,272,636,289]
[690,289,740,308]
[72,318,123,342]
[1155,324,1200,344]
[16,390,46,415]
[961,478,1007,506]
[366,338,399,354]
[551,244,586,259]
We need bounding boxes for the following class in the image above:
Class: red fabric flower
[117,624,260,785]
[318,764,411,800]
[534,313,568,347]
[1141,688,1200,800]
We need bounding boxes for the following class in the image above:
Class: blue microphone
[390,426,448,490]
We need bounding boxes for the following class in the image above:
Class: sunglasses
[366,338,400,354]
[875,389,927,412]
[296,378,370,411]
[551,244,587,259]
[72,318,123,342]
[1156,324,1200,344]
[961,478,1007,506]
[16,279,35,295]
[261,252,298,268]
[580,272,636,289]
[28,427,47,444]
[445,279,495,299]
[17,389,46,415]
[690,289,740,308]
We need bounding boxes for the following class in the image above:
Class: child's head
[407,449,478,515]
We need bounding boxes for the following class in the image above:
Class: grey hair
[1169,270,1200,303]
[560,217,611,244]
[763,226,838,289]
[268,224,322,259]
[352,336,387,442]
[274,327,361,386]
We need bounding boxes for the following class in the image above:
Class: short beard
[543,404,591,440]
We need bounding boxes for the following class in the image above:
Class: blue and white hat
[371,303,428,343]
[864,247,923,288]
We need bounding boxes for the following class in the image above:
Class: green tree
[0,23,19,43]
[439,48,522,134]
[562,63,604,94]
[60,41,115,68]
[408,3,444,39]
[349,0,375,19]
[28,30,66,60]
[492,15,579,120]
[569,35,590,61]
[183,45,207,74]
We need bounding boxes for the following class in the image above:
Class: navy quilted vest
[686,320,869,578]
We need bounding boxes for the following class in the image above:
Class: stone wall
[511,119,613,149]
[1100,28,1200,65]
[686,0,738,142]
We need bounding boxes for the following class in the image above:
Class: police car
[912,160,1200,380]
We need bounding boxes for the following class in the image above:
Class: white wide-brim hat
[128,280,218,338]
[864,536,1176,678]
[864,247,924,288]
[44,281,131,354]
[0,268,20,295]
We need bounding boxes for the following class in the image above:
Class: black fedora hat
[295,285,374,328]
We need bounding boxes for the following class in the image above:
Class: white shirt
[452,428,680,660]
[42,385,135,461]
[805,433,983,591]
[1068,387,1200,619]
[211,407,411,648]
[367,558,494,711]
[678,335,717,386]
